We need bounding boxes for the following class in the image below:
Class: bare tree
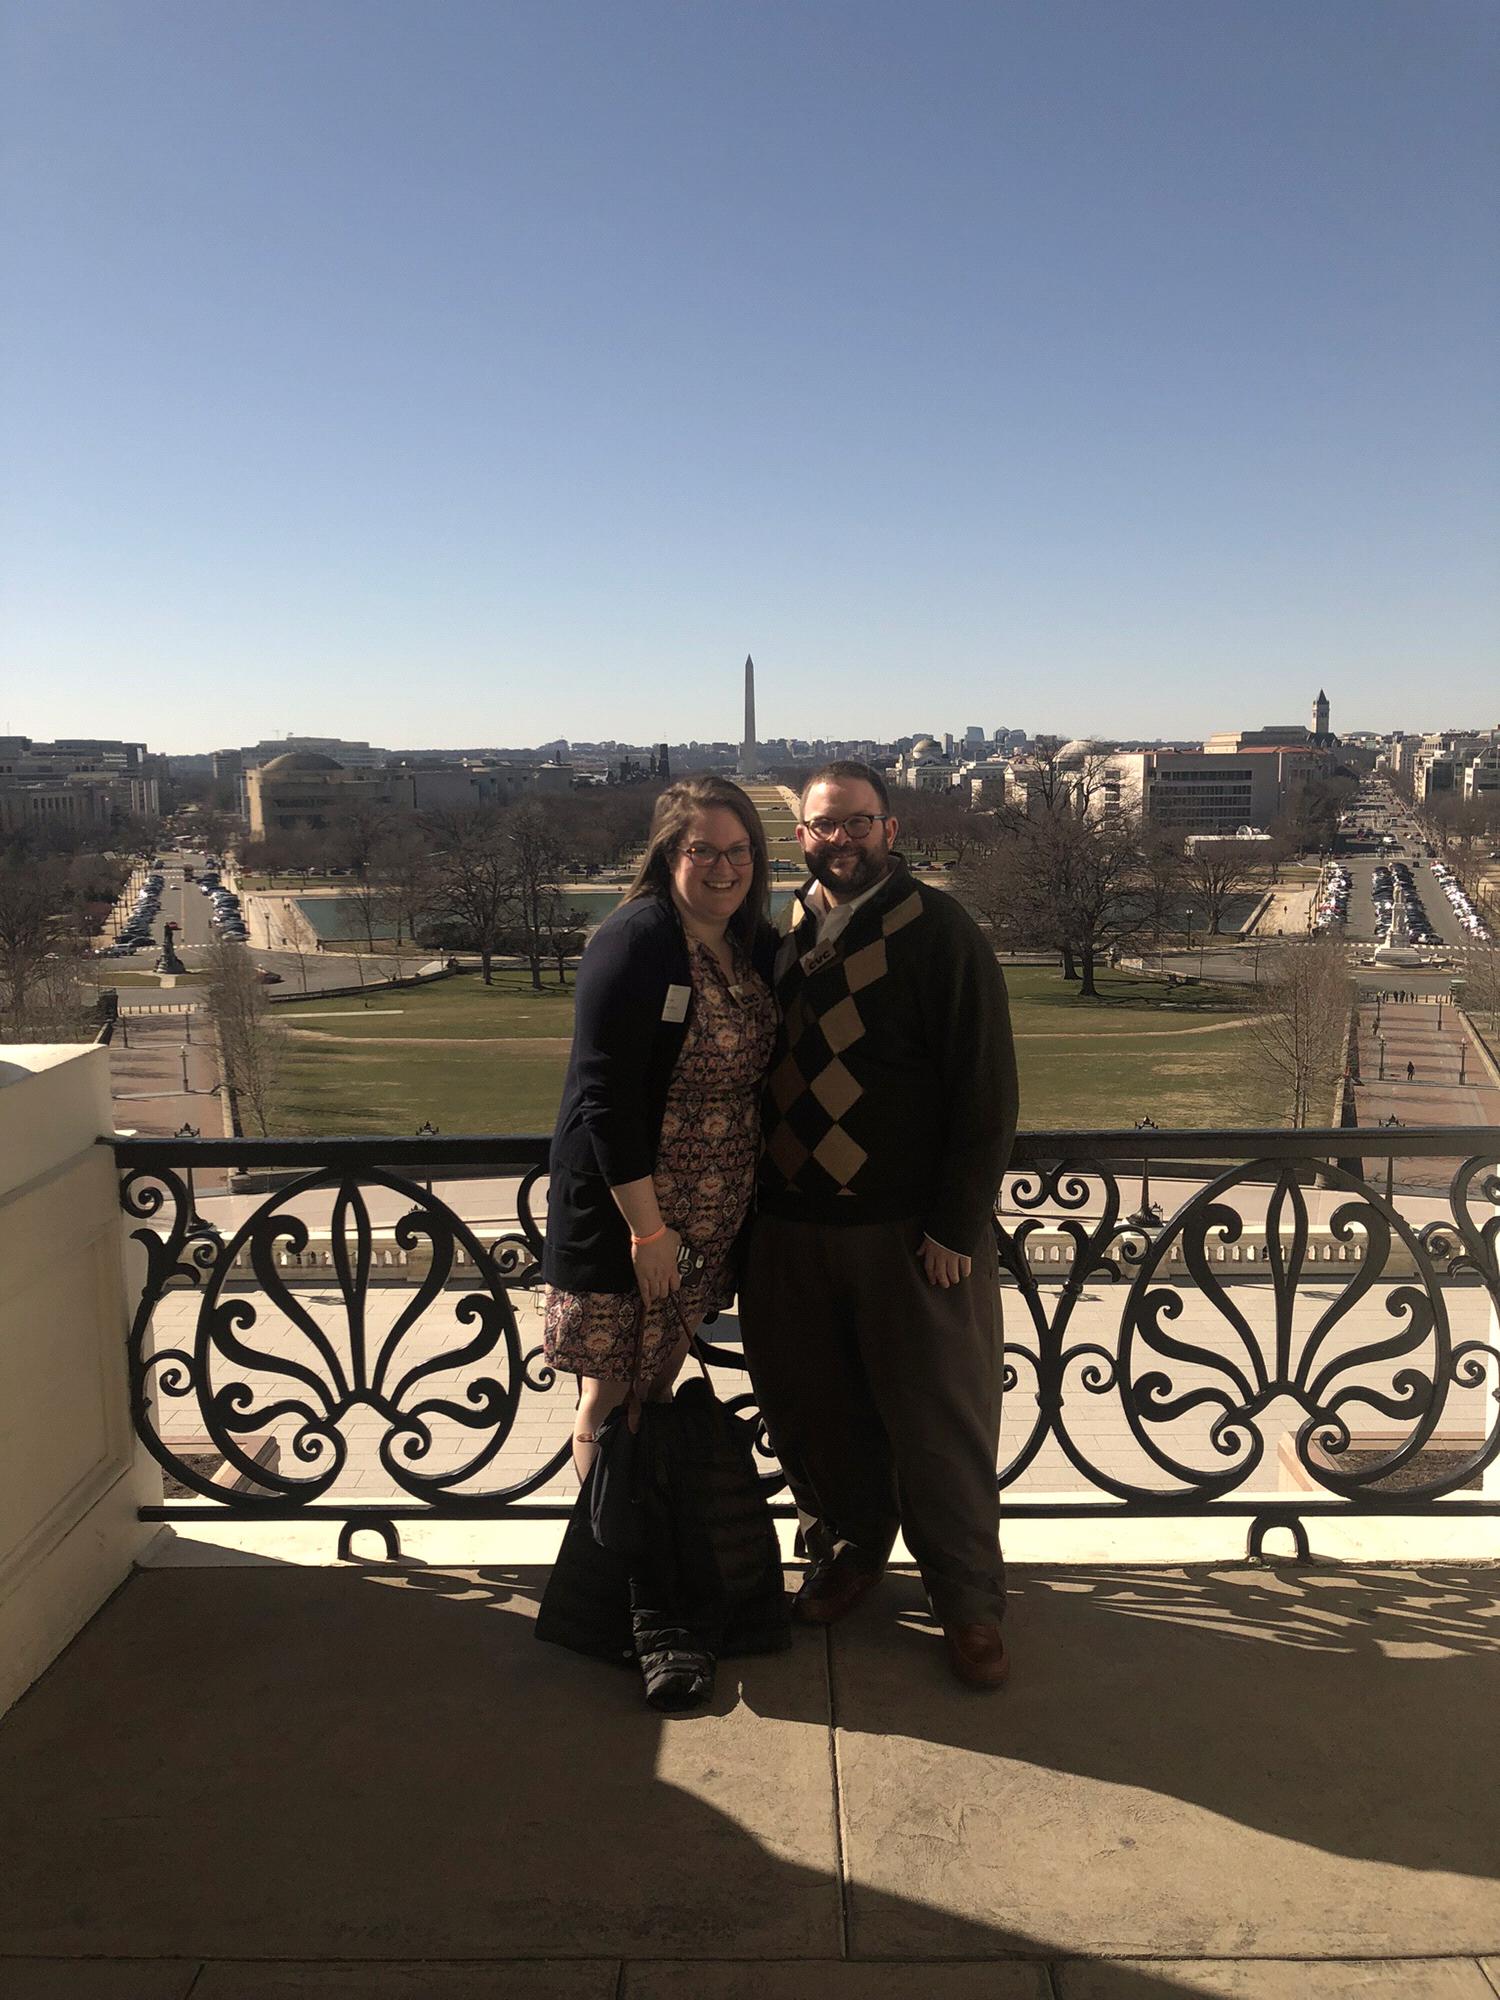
[0,860,90,1039]
[1238,940,1353,1127]
[429,809,514,984]
[265,902,313,994]
[502,801,569,992]
[964,767,1146,997]
[1270,774,1357,856]
[334,802,396,882]
[1184,838,1264,936]
[114,813,165,869]
[1139,829,1185,952]
[542,893,590,987]
[1464,942,1500,1044]
[893,791,996,869]
[888,789,949,864]
[374,828,438,948]
[189,808,234,861]
[346,872,402,964]
[202,935,281,1136]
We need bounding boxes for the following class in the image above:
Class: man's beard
[805,841,894,901]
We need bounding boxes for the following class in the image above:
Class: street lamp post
[1127,1115,1163,1231]
[174,1122,216,1242]
[1459,1041,1468,1086]
[415,1119,439,1200]
[1381,1112,1402,1206]
[1378,1037,1386,1081]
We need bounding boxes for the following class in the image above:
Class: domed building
[245,749,401,839]
[891,734,958,793]
[259,751,346,776]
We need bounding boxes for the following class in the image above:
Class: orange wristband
[630,1224,667,1247]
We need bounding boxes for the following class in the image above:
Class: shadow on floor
[0,1554,1496,1990]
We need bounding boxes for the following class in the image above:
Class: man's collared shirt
[805,869,891,947]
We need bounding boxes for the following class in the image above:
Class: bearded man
[740,760,1019,1688]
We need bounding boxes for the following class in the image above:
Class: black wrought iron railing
[113,1127,1500,1560]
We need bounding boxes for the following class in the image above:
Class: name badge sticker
[661,984,691,1023]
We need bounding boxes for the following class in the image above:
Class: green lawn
[272,1040,565,1136]
[1002,965,1247,1026]
[280,968,578,1038]
[269,960,1277,1135]
[1002,966,1277,1126]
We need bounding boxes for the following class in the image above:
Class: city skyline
[5,3,1496,749]
[9,684,1499,764]
[5,668,1493,760]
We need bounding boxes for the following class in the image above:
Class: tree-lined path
[1353,998,1500,1190]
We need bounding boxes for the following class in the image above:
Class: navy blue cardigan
[543,893,777,1294]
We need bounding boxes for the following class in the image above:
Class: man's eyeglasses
[801,814,889,841]
[679,841,755,869]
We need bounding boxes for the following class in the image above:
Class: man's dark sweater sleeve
[920,906,1020,1255]
[571,921,667,1187]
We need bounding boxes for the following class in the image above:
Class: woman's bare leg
[572,1315,701,1479]
[572,1374,631,1483]
[644,1322,697,1403]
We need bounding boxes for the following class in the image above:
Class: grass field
[269,962,1278,1135]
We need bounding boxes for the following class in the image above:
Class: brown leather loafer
[792,1546,885,1627]
[944,1621,1010,1690]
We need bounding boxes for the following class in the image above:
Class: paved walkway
[2,1561,1498,1996]
[108,1008,225,1140]
[1353,1000,1500,1189]
[1252,879,1317,936]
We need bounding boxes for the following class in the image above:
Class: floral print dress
[543,939,777,1384]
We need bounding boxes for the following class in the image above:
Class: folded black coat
[535,1376,792,1671]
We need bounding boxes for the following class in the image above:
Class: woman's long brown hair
[621,774,770,951]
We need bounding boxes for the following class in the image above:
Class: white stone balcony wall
[0,1045,162,1716]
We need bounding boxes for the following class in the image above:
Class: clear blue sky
[3,0,1496,753]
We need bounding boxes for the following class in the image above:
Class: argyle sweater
[757,861,1019,1254]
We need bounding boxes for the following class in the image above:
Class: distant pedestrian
[1407,1060,1416,1082]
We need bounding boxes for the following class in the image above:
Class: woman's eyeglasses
[680,841,755,868]
[801,814,888,841]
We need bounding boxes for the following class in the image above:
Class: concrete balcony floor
[2,1559,1499,2000]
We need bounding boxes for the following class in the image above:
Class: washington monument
[738,653,757,777]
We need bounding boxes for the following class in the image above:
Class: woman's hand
[632,1227,683,1306]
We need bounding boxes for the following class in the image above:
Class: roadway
[95,849,406,997]
[1341,853,1475,952]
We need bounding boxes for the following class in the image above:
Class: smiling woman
[540,777,775,1469]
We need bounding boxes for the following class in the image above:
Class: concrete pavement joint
[824,1624,852,1964]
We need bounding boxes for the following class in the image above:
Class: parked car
[255,970,283,983]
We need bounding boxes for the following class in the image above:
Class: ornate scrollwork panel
[123,1139,1500,1527]
[124,1165,565,1508]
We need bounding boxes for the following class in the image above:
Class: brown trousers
[739,1210,1006,1627]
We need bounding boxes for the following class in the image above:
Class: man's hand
[920,1236,971,1287]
